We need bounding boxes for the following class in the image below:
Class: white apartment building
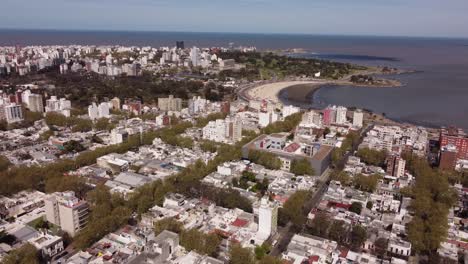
[202,116,243,143]
[45,96,71,117]
[282,105,300,118]
[44,191,89,237]
[258,111,279,128]
[28,94,44,113]
[335,106,347,124]
[353,109,364,128]
[158,95,182,112]
[98,102,110,119]
[301,110,322,127]
[110,127,129,145]
[4,103,24,123]
[257,197,278,240]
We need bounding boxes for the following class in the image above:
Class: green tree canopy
[1,243,39,264]
[290,159,315,176]
[349,202,363,215]
[229,243,255,264]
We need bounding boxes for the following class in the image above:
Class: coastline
[240,76,441,133]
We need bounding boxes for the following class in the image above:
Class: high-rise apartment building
[28,94,44,113]
[439,127,468,160]
[44,191,89,237]
[158,95,182,112]
[4,103,24,123]
[386,154,406,177]
[353,109,364,128]
[257,197,278,240]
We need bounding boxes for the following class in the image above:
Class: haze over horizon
[3,0,468,38]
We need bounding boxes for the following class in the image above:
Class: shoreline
[240,77,443,133]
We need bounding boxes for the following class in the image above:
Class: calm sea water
[1,29,468,129]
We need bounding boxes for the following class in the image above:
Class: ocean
[1,29,468,129]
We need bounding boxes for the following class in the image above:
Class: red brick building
[439,127,468,160]
[439,145,458,170]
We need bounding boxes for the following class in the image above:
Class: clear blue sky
[3,0,468,37]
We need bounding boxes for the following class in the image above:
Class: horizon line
[1,27,468,41]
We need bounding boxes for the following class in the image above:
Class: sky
[2,0,468,38]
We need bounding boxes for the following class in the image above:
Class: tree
[44,112,68,127]
[200,141,218,153]
[0,155,12,172]
[153,218,183,236]
[374,237,388,257]
[72,118,93,132]
[229,243,255,264]
[248,150,281,170]
[356,148,387,167]
[330,170,351,185]
[349,202,363,215]
[39,130,54,141]
[353,174,381,193]
[350,225,367,250]
[95,118,114,131]
[328,220,347,244]
[254,243,270,260]
[63,140,85,153]
[280,190,310,227]
[307,213,331,237]
[290,159,315,176]
[1,243,39,264]
[366,201,373,210]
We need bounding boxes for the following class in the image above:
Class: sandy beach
[246,80,326,103]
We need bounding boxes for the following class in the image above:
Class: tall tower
[257,196,278,240]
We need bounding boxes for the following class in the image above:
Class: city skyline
[2,0,468,38]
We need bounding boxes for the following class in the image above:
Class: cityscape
[1,2,468,264]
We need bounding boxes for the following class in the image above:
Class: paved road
[269,125,373,257]
[270,169,331,257]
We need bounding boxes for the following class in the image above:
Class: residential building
[4,103,24,123]
[28,94,44,113]
[28,232,64,260]
[88,103,98,120]
[258,111,279,128]
[45,96,71,117]
[353,109,364,128]
[439,145,458,170]
[98,102,110,119]
[282,105,300,118]
[439,127,468,160]
[257,197,278,240]
[44,191,89,237]
[335,106,347,124]
[386,154,406,177]
[110,127,129,145]
[158,95,182,112]
[110,97,121,110]
[323,105,337,125]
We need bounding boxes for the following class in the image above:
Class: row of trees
[330,170,382,193]
[356,147,387,167]
[247,150,281,170]
[307,213,367,251]
[229,243,283,264]
[290,159,315,176]
[331,131,360,167]
[45,112,116,133]
[261,112,303,135]
[404,154,457,255]
[278,190,312,228]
